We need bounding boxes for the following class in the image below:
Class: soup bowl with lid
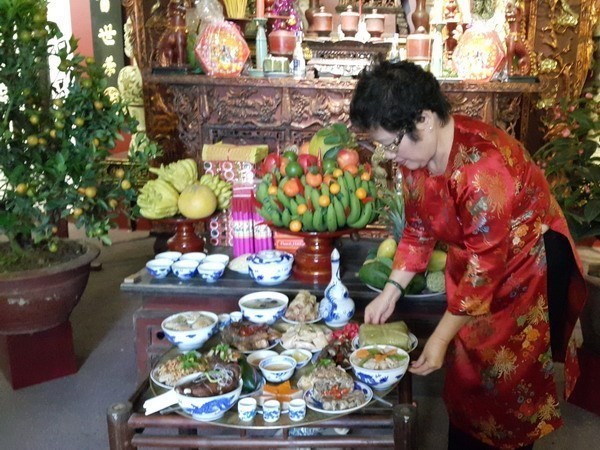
[247,250,294,286]
[238,291,289,325]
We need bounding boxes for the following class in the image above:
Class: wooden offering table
[121,238,445,379]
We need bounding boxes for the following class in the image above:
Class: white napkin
[143,390,178,415]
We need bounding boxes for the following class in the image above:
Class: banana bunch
[256,169,379,232]
[199,173,233,210]
[148,158,198,193]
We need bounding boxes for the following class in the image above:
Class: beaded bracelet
[385,279,405,297]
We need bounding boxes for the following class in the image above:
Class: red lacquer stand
[155,217,209,253]
[273,228,354,285]
[0,321,78,389]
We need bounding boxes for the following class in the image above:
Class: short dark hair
[350,61,452,135]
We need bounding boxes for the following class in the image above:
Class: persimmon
[305,171,323,188]
[283,179,300,197]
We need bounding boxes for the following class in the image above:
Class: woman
[349,61,587,449]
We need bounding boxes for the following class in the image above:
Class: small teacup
[230,311,243,323]
[288,398,306,422]
[237,397,257,422]
[262,399,281,423]
[218,313,231,330]
[155,251,182,261]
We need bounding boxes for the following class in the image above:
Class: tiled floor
[0,228,599,449]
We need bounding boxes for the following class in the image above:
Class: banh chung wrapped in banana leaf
[359,321,411,350]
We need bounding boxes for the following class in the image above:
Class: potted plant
[0,0,159,335]
[534,89,600,243]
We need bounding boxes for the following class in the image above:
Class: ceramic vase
[411,0,430,33]
[319,249,355,328]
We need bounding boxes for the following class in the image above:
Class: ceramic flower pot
[0,241,100,334]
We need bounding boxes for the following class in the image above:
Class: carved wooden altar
[142,73,540,161]
[121,0,597,162]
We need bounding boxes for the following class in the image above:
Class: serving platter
[365,283,445,299]
[281,314,323,325]
[304,381,373,415]
[240,339,280,354]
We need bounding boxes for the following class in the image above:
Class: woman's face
[371,126,436,171]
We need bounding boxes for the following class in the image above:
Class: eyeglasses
[379,131,405,155]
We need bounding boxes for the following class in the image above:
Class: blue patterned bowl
[146,258,173,279]
[238,291,289,325]
[197,261,226,283]
[247,250,294,286]
[171,260,199,280]
[349,345,410,391]
[161,311,219,351]
[175,373,242,421]
[259,355,297,383]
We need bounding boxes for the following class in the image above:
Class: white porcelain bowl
[197,261,226,283]
[238,291,289,325]
[280,348,312,369]
[171,260,199,280]
[204,253,230,266]
[179,252,207,263]
[146,258,173,279]
[259,355,297,383]
[247,250,294,286]
[349,345,410,391]
[174,372,242,421]
[155,251,182,261]
[161,311,219,351]
[246,349,279,368]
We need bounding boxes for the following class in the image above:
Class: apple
[336,148,360,170]
[297,154,318,172]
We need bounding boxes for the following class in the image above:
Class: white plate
[365,283,445,299]
[281,314,322,325]
[240,339,280,354]
[279,342,324,353]
[304,381,373,415]
[351,333,418,353]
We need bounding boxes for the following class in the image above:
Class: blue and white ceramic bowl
[179,252,207,263]
[280,349,313,369]
[155,251,182,261]
[259,355,297,383]
[175,373,242,421]
[171,260,199,280]
[204,253,230,266]
[146,258,173,279]
[247,250,294,286]
[349,345,410,391]
[161,311,219,351]
[238,291,289,325]
[197,261,226,283]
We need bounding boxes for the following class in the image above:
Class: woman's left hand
[408,335,448,376]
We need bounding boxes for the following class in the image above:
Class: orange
[355,187,367,200]
[297,203,308,215]
[344,164,359,175]
[318,195,331,207]
[289,219,302,232]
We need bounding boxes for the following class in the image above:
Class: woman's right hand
[364,292,397,324]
